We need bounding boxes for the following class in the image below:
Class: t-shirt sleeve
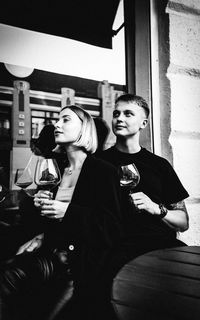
[161,158,189,205]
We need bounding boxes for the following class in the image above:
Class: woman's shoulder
[88,154,118,174]
[95,146,117,163]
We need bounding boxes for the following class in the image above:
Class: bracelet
[159,203,168,219]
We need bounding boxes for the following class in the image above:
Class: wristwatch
[159,203,168,219]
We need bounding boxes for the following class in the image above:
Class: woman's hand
[34,190,53,208]
[34,190,68,220]
[130,192,160,215]
[16,233,44,255]
[40,199,69,220]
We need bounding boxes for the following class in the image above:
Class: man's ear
[140,118,148,129]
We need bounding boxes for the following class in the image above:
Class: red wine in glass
[14,155,39,197]
[34,158,61,193]
[15,167,34,196]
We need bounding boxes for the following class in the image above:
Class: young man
[98,93,189,273]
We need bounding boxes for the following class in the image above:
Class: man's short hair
[115,94,150,118]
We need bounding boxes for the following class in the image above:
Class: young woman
[0,105,122,320]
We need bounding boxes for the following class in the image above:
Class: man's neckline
[114,145,143,155]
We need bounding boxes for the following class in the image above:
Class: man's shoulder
[141,148,171,166]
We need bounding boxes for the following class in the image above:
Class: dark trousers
[0,249,73,320]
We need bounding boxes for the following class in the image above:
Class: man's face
[112,101,148,137]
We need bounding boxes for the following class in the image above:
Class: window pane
[32,110,45,117]
[32,118,45,139]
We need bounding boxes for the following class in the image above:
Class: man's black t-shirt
[98,146,189,244]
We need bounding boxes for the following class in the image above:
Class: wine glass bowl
[0,184,9,203]
[15,167,36,197]
[14,155,38,197]
[120,164,140,194]
[15,168,33,189]
[34,158,61,191]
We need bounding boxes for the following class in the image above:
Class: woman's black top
[19,155,122,291]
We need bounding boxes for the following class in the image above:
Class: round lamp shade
[4,63,34,78]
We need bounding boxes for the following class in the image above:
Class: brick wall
[166,0,200,244]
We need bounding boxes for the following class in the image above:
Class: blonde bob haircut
[55,104,98,154]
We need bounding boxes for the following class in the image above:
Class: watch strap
[159,203,168,219]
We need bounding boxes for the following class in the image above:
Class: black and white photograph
[0,1,200,319]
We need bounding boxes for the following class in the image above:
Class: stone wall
[166,0,200,244]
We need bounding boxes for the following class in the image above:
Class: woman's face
[54,108,82,145]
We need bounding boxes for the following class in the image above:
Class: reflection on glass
[120,163,140,194]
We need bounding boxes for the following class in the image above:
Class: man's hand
[130,192,160,215]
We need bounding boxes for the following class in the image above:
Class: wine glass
[0,183,9,203]
[34,158,61,194]
[15,155,37,197]
[119,163,140,194]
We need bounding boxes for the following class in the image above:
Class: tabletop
[111,245,200,320]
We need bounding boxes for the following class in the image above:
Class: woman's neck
[115,136,141,154]
[65,147,87,170]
